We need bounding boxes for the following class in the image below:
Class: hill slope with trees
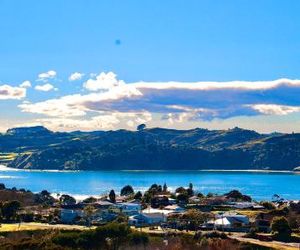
[1,126,299,171]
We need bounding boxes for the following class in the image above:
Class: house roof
[142,208,174,215]
[95,200,114,206]
[214,216,249,226]
[214,218,231,225]
[164,205,185,211]
[141,212,165,218]
[116,202,141,207]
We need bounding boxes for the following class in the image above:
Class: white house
[212,213,250,231]
[115,202,142,215]
[128,212,166,226]
[229,202,264,209]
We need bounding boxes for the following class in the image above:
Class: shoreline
[0,165,298,174]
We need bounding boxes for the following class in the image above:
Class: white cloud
[83,72,125,91]
[36,116,120,131]
[249,104,300,115]
[17,72,300,131]
[19,84,142,118]
[38,70,57,81]
[19,80,32,88]
[133,78,300,91]
[19,94,87,117]
[126,120,135,127]
[69,72,84,81]
[0,85,26,100]
[35,83,56,92]
[29,111,152,131]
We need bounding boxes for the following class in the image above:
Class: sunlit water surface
[0,166,299,201]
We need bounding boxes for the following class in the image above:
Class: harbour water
[0,166,299,201]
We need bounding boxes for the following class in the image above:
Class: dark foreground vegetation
[2,125,300,171]
[0,223,273,250]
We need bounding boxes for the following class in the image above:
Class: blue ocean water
[0,167,299,201]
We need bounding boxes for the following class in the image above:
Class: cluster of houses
[56,191,275,233]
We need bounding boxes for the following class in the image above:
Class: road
[229,234,300,250]
[133,226,300,250]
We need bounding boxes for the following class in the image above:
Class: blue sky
[1,0,300,132]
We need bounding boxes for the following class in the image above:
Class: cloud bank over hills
[2,71,300,132]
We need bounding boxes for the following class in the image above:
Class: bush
[260,201,276,210]
[21,212,34,222]
[129,231,149,246]
[76,230,97,249]
[1,200,21,221]
[245,228,258,239]
[52,232,80,248]
[204,231,228,239]
[271,216,292,241]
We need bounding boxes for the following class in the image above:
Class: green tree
[84,205,96,227]
[175,186,186,194]
[148,184,162,194]
[197,192,204,198]
[142,191,152,203]
[187,183,194,196]
[137,124,146,131]
[40,190,51,196]
[177,192,189,204]
[120,185,134,196]
[35,190,55,205]
[163,183,168,192]
[271,216,292,241]
[181,209,210,230]
[225,190,252,202]
[134,191,142,200]
[94,222,131,249]
[0,183,5,190]
[206,192,214,198]
[260,201,276,210]
[129,231,149,247]
[59,194,76,205]
[83,196,97,203]
[109,189,116,203]
[1,200,21,221]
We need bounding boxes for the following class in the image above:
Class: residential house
[115,202,142,215]
[189,196,201,204]
[60,208,83,223]
[128,212,167,227]
[201,196,232,206]
[228,201,264,210]
[94,200,114,210]
[207,213,250,232]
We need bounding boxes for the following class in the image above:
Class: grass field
[0,222,94,232]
